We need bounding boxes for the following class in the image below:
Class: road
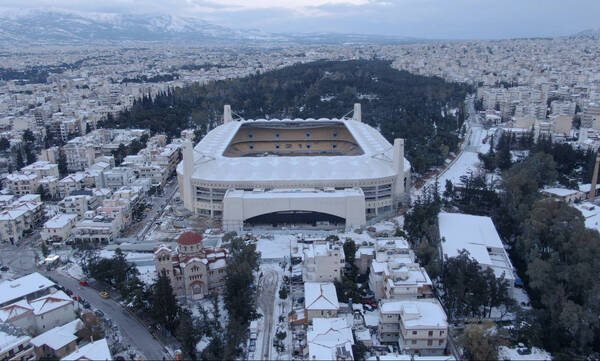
[415,95,484,197]
[138,179,179,240]
[258,269,278,361]
[46,270,168,361]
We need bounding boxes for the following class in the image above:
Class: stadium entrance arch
[222,188,366,232]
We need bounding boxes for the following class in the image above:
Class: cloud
[0,0,598,39]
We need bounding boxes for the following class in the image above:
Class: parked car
[79,280,89,286]
[82,301,91,309]
[0,265,9,272]
[99,291,110,299]
[296,297,304,304]
[65,289,74,296]
[73,295,82,302]
[94,309,105,317]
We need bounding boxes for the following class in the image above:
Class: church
[153,231,228,299]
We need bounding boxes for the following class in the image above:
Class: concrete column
[182,140,194,211]
[353,103,361,122]
[224,104,232,124]
[392,138,405,202]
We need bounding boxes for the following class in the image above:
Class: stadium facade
[177,104,411,231]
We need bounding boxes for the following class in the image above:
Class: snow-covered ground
[61,262,85,280]
[498,346,551,361]
[255,234,295,260]
[136,265,157,286]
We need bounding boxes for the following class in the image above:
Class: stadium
[177,104,411,232]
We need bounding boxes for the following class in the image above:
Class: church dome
[177,231,203,246]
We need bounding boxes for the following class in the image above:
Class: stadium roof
[182,118,410,183]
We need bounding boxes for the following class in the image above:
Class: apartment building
[302,239,345,282]
[41,214,78,243]
[71,215,121,245]
[378,299,448,356]
[0,324,35,361]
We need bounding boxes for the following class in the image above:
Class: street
[258,269,278,361]
[46,270,168,361]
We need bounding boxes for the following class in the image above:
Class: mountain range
[0,10,421,45]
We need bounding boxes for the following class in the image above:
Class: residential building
[0,324,35,361]
[6,173,39,196]
[302,239,345,282]
[0,273,56,308]
[31,319,83,360]
[62,338,112,361]
[378,299,448,356]
[305,317,354,361]
[154,232,228,300]
[71,215,121,245]
[41,214,78,243]
[304,282,339,321]
[21,161,59,178]
[541,187,585,203]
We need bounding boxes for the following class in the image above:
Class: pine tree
[15,151,24,170]
[58,149,68,176]
[151,273,180,334]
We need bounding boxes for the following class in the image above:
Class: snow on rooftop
[62,338,112,361]
[307,317,354,361]
[0,272,55,306]
[305,282,339,311]
[31,318,83,350]
[184,118,410,183]
[380,299,448,328]
[44,213,77,229]
[30,290,73,316]
[542,187,582,197]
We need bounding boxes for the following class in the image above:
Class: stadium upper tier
[180,118,409,183]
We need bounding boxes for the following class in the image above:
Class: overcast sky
[2,0,599,39]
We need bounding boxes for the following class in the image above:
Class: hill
[102,60,472,173]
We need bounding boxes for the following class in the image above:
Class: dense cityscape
[0,5,599,361]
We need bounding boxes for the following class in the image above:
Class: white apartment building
[21,161,59,178]
[0,273,56,308]
[39,176,59,199]
[378,299,448,356]
[71,215,121,245]
[6,173,39,196]
[58,194,96,217]
[97,198,131,230]
[58,173,86,198]
[0,201,43,244]
[302,239,345,282]
[41,214,78,243]
[98,167,136,189]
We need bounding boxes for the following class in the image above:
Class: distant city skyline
[1,0,599,39]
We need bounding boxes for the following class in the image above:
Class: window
[428,331,433,337]
[411,340,416,345]
[428,340,433,346]
[332,144,337,149]
[440,331,444,336]
[306,144,311,149]
[248,133,253,138]
[249,145,254,149]
[333,132,337,137]
[275,144,280,149]
[275,133,280,138]
[439,340,444,345]
[412,331,417,335]
[306,133,311,137]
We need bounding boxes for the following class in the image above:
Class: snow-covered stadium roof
[182,118,410,183]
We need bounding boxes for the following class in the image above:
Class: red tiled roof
[177,231,203,245]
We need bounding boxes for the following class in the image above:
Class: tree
[343,239,357,266]
[177,309,200,360]
[15,151,24,170]
[22,129,35,143]
[58,149,68,176]
[279,285,288,300]
[0,138,9,151]
[461,321,503,361]
[150,273,180,334]
[41,242,50,257]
